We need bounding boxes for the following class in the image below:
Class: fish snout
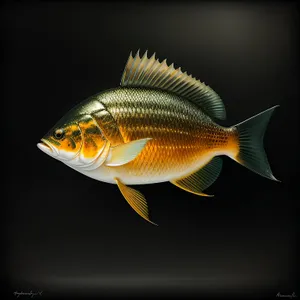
[37,139,58,157]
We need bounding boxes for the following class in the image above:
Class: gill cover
[65,115,111,171]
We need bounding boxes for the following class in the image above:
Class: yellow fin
[170,157,223,197]
[115,178,158,226]
[105,138,152,167]
[121,50,226,120]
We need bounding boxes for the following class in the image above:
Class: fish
[37,50,279,226]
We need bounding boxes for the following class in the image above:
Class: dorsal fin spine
[128,50,140,84]
[172,72,190,93]
[156,64,174,87]
[163,68,183,90]
[131,49,141,83]
[159,65,177,88]
[138,53,156,84]
[169,76,186,92]
[182,83,200,97]
[136,56,149,85]
[165,70,185,91]
[150,59,168,87]
[145,60,160,85]
[187,83,205,98]
[148,60,164,85]
[180,81,198,96]
[122,51,133,85]
[143,59,157,85]
[189,87,204,99]
[135,51,148,84]
[160,69,175,89]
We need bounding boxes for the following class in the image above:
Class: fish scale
[93,87,231,181]
[38,50,279,225]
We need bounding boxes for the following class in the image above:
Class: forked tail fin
[232,105,280,181]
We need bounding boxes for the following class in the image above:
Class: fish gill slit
[93,101,125,143]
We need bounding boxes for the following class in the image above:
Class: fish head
[37,119,83,162]
[37,112,109,169]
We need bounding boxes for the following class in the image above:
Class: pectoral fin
[115,178,158,226]
[170,156,223,197]
[105,138,152,167]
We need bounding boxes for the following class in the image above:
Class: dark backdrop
[2,1,299,299]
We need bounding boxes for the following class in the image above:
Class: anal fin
[115,178,158,226]
[170,157,222,197]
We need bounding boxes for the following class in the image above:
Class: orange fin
[170,157,222,197]
[115,178,158,226]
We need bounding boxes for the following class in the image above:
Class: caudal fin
[232,105,280,181]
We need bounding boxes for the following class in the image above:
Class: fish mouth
[37,139,58,156]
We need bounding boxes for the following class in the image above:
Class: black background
[2,1,299,299]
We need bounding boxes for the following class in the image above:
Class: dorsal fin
[120,50,226,120]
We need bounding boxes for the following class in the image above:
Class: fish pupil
[54,129,64,140]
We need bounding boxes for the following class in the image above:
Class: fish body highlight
[73,87,238,185]
[37,50,279,225]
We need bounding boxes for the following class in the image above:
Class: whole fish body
[38,50,279,225]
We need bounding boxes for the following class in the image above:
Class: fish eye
[53,129,65,140]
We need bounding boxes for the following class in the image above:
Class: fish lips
[37,138,59,157]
